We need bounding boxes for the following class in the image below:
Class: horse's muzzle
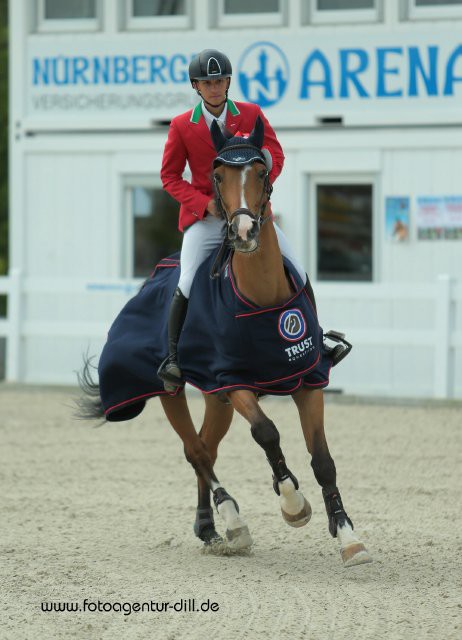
[228,209,260,252]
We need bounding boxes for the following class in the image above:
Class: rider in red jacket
[157,49,308,391]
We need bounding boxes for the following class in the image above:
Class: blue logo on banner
[278,309,306,342]
[238,42,289,107]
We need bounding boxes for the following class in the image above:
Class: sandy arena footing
[1,385,461,640]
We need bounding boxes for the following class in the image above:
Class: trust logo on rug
[284,337,315,362]
[278,309,307,342]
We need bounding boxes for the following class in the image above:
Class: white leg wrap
[217,499,246,531]
[278,478,312,527]
[337,521,360,547]
[278,478,305,516]
[217,499,253,549]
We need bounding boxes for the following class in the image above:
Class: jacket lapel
[225,99,242,136]
[189,102,216,151]
[189,99,242,148]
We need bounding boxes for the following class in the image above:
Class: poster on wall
[416,196,462,240]
[385,197,410,242]
[443,196,462,239]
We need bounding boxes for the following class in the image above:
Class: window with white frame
[316,182,373,282]
[305,0,382,25]
[216,0,286,28]
[407,0,462,20]
[126,0,192,30]
[37,0,100,32]
[123,178,181,278]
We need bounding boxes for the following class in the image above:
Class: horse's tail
[74,354,106,425]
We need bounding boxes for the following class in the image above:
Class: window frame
[36,0,101,33]
[125,0,193,31]
[406,0,462,21]
[122,174,186,278]
[304,0,383,25]
[310,174,378,283]
[215,0,288,28]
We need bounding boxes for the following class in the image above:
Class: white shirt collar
[201,101,228,131]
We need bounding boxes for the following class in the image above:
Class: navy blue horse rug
[99,250,333,422]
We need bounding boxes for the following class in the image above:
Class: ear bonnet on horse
[210,116,271,170]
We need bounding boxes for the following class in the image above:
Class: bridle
[212,144,274,239]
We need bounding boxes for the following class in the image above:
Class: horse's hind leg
[193,394,232,545]
[160,391,219,544]
[200,394,253,549]
[228,389,312,528]
[292,387,372,567]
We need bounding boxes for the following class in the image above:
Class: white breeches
[178,215,306,298]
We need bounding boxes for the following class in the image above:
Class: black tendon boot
[322,488,354,538]
[157,287,189,389]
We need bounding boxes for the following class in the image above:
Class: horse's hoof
[198,525,224,546]
[226,525,253,550]
[278,479,311,527]
[340,542,373,567]
[281,497,312,528]
[203,532,224,546]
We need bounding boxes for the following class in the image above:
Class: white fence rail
[0,271,460,398]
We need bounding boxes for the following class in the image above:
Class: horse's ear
[210,120,227,151]
[248,115,264,149]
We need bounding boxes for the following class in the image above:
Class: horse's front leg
[292,387,372,567]
[228,389,311,528]
[160,392,251,549]
[196,393,252,549]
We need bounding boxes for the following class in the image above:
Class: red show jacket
[160,99,285,232]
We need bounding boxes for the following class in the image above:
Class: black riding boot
[157,287,189,389]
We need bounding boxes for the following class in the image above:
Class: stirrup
[157,354,183,387]
[323,330,352,367]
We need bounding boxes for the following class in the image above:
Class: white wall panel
[25,153,112,277]
[22,336,106,385]
[381,148,462,283]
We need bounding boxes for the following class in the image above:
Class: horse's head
[210,116,273,253]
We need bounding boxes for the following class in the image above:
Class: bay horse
[78,117,371,568]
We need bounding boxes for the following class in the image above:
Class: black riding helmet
[188,49,232,84]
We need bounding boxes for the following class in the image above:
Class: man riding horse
[78,50,371,568]
[157,49,316,392]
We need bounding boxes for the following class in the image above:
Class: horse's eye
[214,173,222,184]
[258,169,267,179]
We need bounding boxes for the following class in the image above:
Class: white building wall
[25,153,111,276]
[7,0,462,395]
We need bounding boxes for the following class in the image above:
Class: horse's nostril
[228,222,238,240]
[248,220,259,240]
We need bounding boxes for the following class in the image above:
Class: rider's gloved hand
[206,199,219,217]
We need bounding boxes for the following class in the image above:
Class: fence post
[6,268,21,383]
[434,274,452,399]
